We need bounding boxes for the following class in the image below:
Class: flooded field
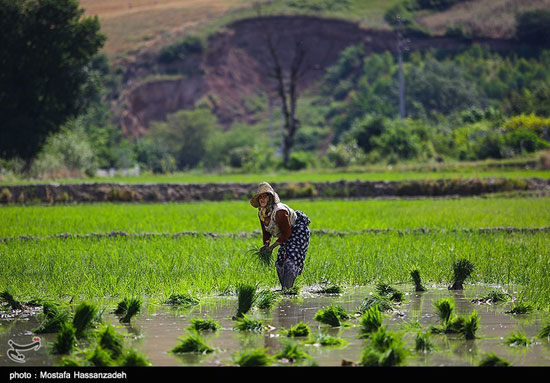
[1,285,549,367]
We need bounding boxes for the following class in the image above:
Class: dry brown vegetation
[417,0,550,38]
[80,0,251,58]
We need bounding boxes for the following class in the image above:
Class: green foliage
[188,318,220,332]
[410,269,426,292]
[72,302,99,338]
[86,346,113,367]
[234,315,265,333]
[146,108,217,169]
[51,323,77,355]
[165,293,200,306]
[35,303,70,334]
[170,331,214,354]
[434,298,455,324]
[247,246,273,267]
[505,302,533,315]
[432,298,480,339]
[358,305,383,338]
[0,0,105,161]
[516,10,550,46]
[232,347,272,367]
[98,325,124,359]
[119,349,151,367]
[283,322,311,337]
[158,35,204,64]
[114,298,141,324]
[415,331,435,353]
[275,339,310,362]
[236,284,256,318]
[255,289,279,310]
[462,310,480,340]
[315,285,342,294]
[505,331,532,347]
[356,294,395,314]
[305,333,348,347]
[375,283,405,302]
[449,258,474,290]
[314,305,349,327]
[359,327,407,367]
[479,353,511,367]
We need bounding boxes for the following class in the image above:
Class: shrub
[158,35,204,63]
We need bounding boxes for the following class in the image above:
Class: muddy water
[1,285,549,366]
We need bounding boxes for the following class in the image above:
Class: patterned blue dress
[276,210,311,289]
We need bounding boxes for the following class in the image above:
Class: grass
[0,291,22,310]
[478,353,511,367]
[233,315,265,333]
[304,333,348,347]
[114,298,142,324]
[449,258,474,290]
[3,230,550,309]
[170,331,214,354]
[505,331,532,347]
[359,327,407,367]
[232,347,272,367]
[164,293,200,306]
[313,305,350,327]
[358,305,383,338]
[3,197,550,238]
[282,322,310,337]
[235,284,256,318]
[274,339,310,363]
[255,289,279,310]
[188,318,220,332]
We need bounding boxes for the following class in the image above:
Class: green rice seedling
[247,245,273,266]
[0,291,23,310]
[358,305,383,338]
[359,327,407,367]
[449,259,474,290]
[86,346,113,367]
[478,353,511,367]
[356,294,394,314]
[415,331,435,353]
[486,289,511,303]
[282,322,310,337]
[314,305,349,327]
[410,269,426,292]
[399,319,423,332]
[433,298,455,325]
[505,331,532,347]
[170,331,214,354]
[58,356,82,366]
[72,302,98,338]
[119,348,151,367]
[505,302,533,315]
[35,305,70,334]
[305,333,348,347]
[255,289,278,310]
[98,325,124,360]
[115,298,142,324]
[536,321,550,339]
[275,339,310,363]
[234,315,265,333]
[462,310,480,340]
[315,285,342,294]
[164,293,200,306]
[51,323,77,355]
[236,284,256,318]
[282,286,300,295]
[188,318,220,332]
[232,347,272,367]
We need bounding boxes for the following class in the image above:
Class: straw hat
[250,182,280,208]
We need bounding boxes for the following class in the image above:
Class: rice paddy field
[1,189,550,367]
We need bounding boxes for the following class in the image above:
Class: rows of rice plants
[1,231,549,308]
[2,197,550,238]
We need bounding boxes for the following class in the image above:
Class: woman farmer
[250,182,311,290]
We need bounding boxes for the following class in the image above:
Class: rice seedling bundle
[188,318,220,332]
[359,327,407,367]
[415,331,435,353]
[283,322,311,337]
[233,347,272,367]
[98,325,124,359]
[114,298,142,324]
[255,289,278,310]
[356,295,395,314]
[375,283,404,302]
[247,245,273,266]
[358,305,383,338]
[449,259,474,290]
[236,284,256,318]
[505,302,533,315]
[51,323,77,355]
[505,331,532,347]
[35,304,70,334]
[86,346,113,367]
[410,269,426,292]
[170,332,214,354]
[315,285,342,294]
[0,291,22,310]
[478,353,511,367]
[536,321,550,339]
[165,293,200,306]
[233,315,265,332]
[119,349,151,367]
[314,305,349,327]
[304,333,348,347]
[275,339,310,362]
[72,302,99,338]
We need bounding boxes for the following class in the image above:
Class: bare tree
[254,3,312,166]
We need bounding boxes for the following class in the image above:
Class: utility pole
[396,15,409,120]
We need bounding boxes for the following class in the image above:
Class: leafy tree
[0,0,105,163]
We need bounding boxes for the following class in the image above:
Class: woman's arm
[260,217,272,246]
[268,210,291,251]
